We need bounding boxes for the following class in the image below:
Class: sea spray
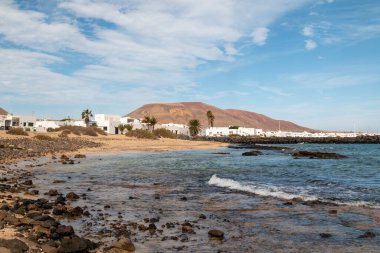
[208,174,318,201]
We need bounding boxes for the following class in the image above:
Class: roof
[0,107,8,116]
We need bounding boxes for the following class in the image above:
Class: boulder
[58,236,96,253]
[47,189,58,196]
[0,239,29,253]
[292,151,347,159]
[242,151,262,156]
[66,192,80,200]
[56,225,74,236]
[208,229,224,239]
[113,238,135,252]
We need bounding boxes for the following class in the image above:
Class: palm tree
[81,109,93,127]
[142,116,158,131]
[150,117,157,131]
[118,124,127,134]
[206,110,215,128]
[188,119,201,136]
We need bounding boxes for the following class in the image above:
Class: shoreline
[1,133,379,252]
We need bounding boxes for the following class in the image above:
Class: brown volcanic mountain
[127,102,315,132]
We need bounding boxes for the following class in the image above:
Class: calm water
[31,144,380,252]
[36,144,380,208]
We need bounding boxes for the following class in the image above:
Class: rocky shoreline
[194,135,380,144]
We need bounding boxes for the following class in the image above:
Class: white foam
[207,174,380,208]
[208,174,317,201]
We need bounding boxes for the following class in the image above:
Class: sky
[0,0,379,132]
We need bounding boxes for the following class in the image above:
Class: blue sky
[0,0,379,131]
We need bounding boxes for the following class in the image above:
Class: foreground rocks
[292,151,347,159]
[0,137,101,163]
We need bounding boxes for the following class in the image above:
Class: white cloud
[305,39,318,50]
[302,25,314,37]
[0,0,311,112]
[251,27,270,46]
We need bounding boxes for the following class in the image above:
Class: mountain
[127,102,315,132]
[0,107,8,116]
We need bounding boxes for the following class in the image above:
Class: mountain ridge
[127,102,315,132]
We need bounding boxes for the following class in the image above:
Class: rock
[182,225,195,234]
[242,151,262,156]
[56,225,74,236]
[22,180,33,186]
[208,229,224,239]
[319,233,332,238]
[53,180,66,184]
[199,214,206,219]
[329,210,338,214]
[0,239,29,253]
[58,236,96,253]
[47,189,58,196]
[66,192,80,200]
[41,245,58,253]
[113,238,135,252]
[358,231,376,238]
[180,196,187,201]
[52,207,66,215]
[292,151,347,159]
[67,206,83,217]
[74,154,86,159]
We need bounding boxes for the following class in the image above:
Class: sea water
[32,144,380,252]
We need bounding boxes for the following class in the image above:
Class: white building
[94,114,121,134]
[160,123,190,135]
[35,119,86,132]
[202,127,262,137]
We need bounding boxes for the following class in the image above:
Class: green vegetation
[229,126,239,129]
[34,134,53,141]
[142,116,158,131]
[6,128,29,136]
[52,126,107,136]
[206,110,215,128]
[125,129,157,139]
[117,124,127,134]
[153,128,177,139]
[81,109,93,127]
[125,124,133,132]
[188,119,201,136]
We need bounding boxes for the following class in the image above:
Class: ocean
[33,144,380,252]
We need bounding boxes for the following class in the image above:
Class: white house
[202,127,262,137]
[35,119,86,132]
[94,114,122,134]
[0,109,36,131]
[160,123,190,135]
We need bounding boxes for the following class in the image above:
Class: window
[103,127,107,131]
[28,122,34,127]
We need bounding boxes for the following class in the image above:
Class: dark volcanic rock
[66,192,80,200]
[47,189,59,196]
[242,150,262,156]
[58,236,96,253]
[292,151,347,159]
[0,239,29,253]
[56,225,74,236]
[208,229,224,239]
[358,231,376,238]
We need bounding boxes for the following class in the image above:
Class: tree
[150,117,157,131]
[206,110,215,128]
[126,124,133,132]
[81,109,93,127]
[142,116,158,131]
[188,119,201,136]
[118,124,127,134]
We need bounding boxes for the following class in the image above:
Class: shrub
[6,128,29,136]
[153,128,177,139]
[34,134,53,141]
[52,126,107,136]
[125,129,157,139]
[47,128,55,132]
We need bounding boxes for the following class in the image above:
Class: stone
[22,180,33,186]
[319,233,332,238]
[41,245,58,253]
[47,189,58,196]
[242,151,262,156]
[0,239,29,253]
[56,225,74,236]
[113,238,135,252]
[58,236,96,253]
[358,231,376,238]
[199,214,206,219]
[66,192,80,200]
[208,229,224,239]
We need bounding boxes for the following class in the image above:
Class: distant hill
[0,107,8,116]
[127,102,315,132]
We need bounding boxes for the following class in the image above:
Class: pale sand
[0,131,226,155]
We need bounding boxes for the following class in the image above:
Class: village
[0,107,375,138]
